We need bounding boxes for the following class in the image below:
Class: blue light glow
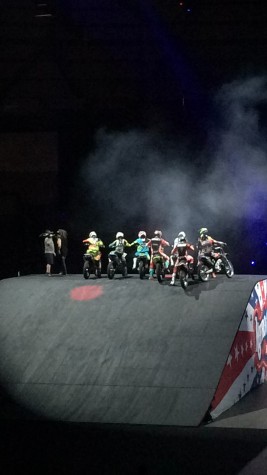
[251,260,256,265]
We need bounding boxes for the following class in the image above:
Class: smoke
[78,76,267,245]
[205,76,267,224]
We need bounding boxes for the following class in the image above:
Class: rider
[197,227,226,278]
[108,232,131,265]
[130,231,150,270]
[82,231,105,271]
[147,230,170,280]
[170,231,194,286]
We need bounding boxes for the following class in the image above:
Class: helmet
[89,231,97,238]
[199,227,208,236]
[45,230,54,237]
[116,232,124,239]
[138,230,146,238]
[154,230,162,238]
[178,231,186,242]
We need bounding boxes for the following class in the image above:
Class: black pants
[59,255,67,275]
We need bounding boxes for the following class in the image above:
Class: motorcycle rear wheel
[107,262,115,279]
[139,260,145,279]
[198,264,210,282]
[156,262,163,283]
[179,269,188,289]
[83,262,90,280]
[121,265,128,278]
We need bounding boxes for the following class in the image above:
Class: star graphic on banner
[227,354,233,367]
[234,345,240,361]
[241,344,244,356]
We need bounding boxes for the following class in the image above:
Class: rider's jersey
[83,237,104,258]
[172,241,194,258]
[131,238,150,256]
[147,237,169,256]
[109,238,131,254]
[198,236,220,255]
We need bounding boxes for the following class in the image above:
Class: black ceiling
[1,0,267,130]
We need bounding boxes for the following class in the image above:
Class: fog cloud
[78,76,267,244]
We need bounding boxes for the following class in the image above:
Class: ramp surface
[0,274,265,426]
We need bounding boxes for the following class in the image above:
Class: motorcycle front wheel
[107,262,115,279]
[156,262,163,283]
[198,264,210,282]
[224,259,234,278]
[179,269,188,289]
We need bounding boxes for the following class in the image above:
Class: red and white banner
[210,279,267,419]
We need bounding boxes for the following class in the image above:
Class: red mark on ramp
[70,285,103,301]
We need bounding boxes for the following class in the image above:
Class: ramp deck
[0,274,264,426]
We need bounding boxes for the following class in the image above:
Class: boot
[170,273,176,286]
[132,257,137,270]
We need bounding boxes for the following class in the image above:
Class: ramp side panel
[210,279,267,420]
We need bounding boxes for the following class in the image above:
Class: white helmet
[138,230,146,238]
[154,230,162,238]
[178,231,186,242]
[89,231,97,238]
[116,232,124,239]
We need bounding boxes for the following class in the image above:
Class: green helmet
[199,227,208,236]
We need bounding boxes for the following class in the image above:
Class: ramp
[0,274,266,426]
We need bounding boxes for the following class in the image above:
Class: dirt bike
[175,256,195,289]
[83,253,101,279]
[107,251,128,279]
[152,255,166,283]
[198,244,234,282]
[137,254,150,279]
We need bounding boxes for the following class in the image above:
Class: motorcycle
[137,254,150,279]
[107,251,128,279]
[152,255,166,283]
[175,256,195,289]
[83,253,102,279]
[198,244,234,282]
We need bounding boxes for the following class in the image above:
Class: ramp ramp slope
[0,274,264,426]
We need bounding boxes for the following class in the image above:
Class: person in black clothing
[56,229,68,275]
[39,230,56,276]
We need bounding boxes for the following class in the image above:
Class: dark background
[1,0,267,278]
